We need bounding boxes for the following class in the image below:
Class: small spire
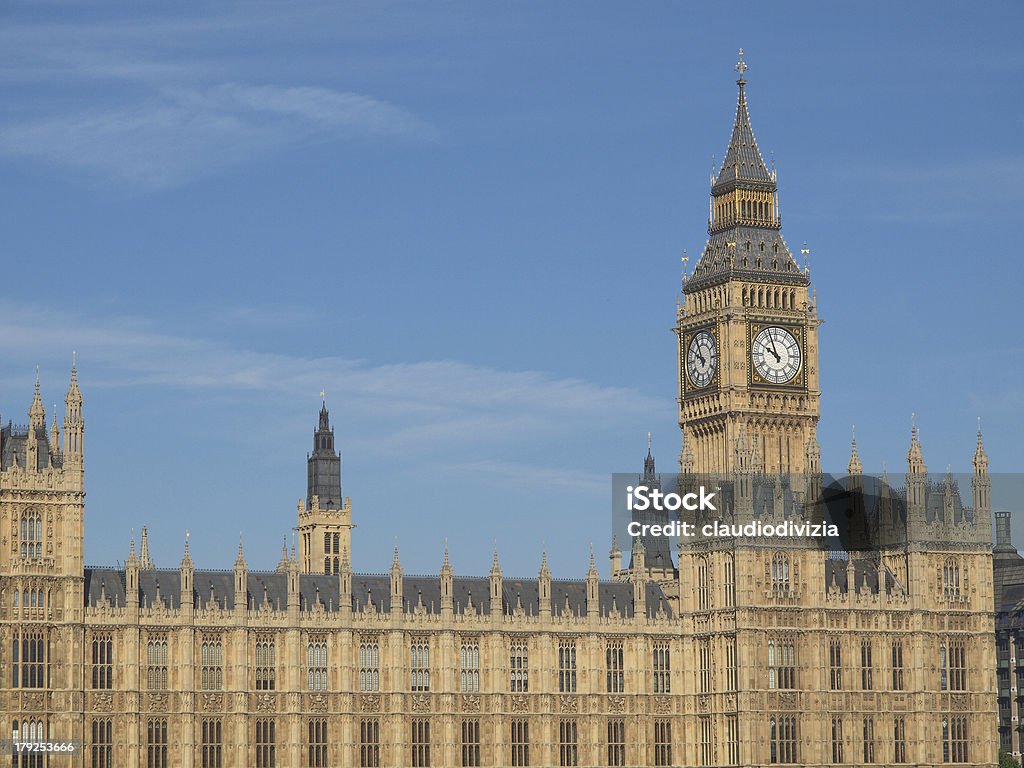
[180,529,193,569]
[848,425,863,475]
[442,538,450,568]
[492,541,500,569]
[973,417,988,471]
[129,528,136,560]
[392,542,401,568]
[29,368,45,427]
[276,537,290,571]
[539,548,550,576]
[235,532,246,568]
[139,526,152,569]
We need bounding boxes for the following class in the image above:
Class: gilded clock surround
[682,326,720,392]
[748,323,805,388]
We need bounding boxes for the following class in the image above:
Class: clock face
[751,326,802,384]
[686,329,718,388]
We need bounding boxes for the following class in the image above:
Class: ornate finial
[681,252,689,290]
[647,431,652,452]
[735,48,747,83]
[392,541,400,565]
[320,389,326,402]
[129,528,136,558]
[443,538,450,567]
[35,366,40,390]
[492,540,499,567]
[801,243,810,274]
[184,529,191,556]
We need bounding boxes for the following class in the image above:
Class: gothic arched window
[20,511,42,559]
[772,553,791,595]
[942,558,961,597]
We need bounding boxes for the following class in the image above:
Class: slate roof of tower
[0,423,61,471]
[712,76,774,193]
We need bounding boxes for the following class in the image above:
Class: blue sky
[1,2,1022,577]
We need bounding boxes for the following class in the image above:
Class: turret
[339,551,352,618]
[126,532,140,612]
[847,426,863,476]
[586,547,600,619]
[29,369,45,429]
[390,545,403,616]
[538,551,552,618]
[906,415,927,518]
[972,419,991,530]
[139,526,153,570]
[63,359,84,473]
[631,538,647,619]
[179,532,194,615]
[609,537,622,579]
[440,543,453,616]
[234,534,248,613]
[489,546,503,622]
[287,542,299,616]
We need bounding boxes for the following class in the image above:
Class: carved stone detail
[255,693,276,713]
[359,694,381,713]
[607,695,625,714]
[309,693,328,713]
[411,693,432,713]
[202,693,223,712]
[950,693,969,710]
[92,692,113,712]
[653,695,672,714]
[558,695,578,714]
[510,694,529,713]
[462,694,481,713]
[148,693,168,712]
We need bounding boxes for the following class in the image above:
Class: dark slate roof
[1,423,61,471]
[84,567,125,606]
[712,80,774,193]
[84,567,673,618]
[687,226,807,293]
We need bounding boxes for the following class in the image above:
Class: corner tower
[296,402,354,574]
[677,51,821,474]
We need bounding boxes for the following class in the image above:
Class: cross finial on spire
[736,48,747,82]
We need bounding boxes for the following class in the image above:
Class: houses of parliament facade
[1,55,999,767]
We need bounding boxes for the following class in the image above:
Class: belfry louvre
[2,56,997,768]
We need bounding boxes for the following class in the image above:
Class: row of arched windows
[12,588,46,608]
[743,284,798,310]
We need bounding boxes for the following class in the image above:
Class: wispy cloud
[0,8,438,189]
[0,301,661,456]
[0,83,435,189]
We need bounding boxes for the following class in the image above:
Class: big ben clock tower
[677,51,821,475]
